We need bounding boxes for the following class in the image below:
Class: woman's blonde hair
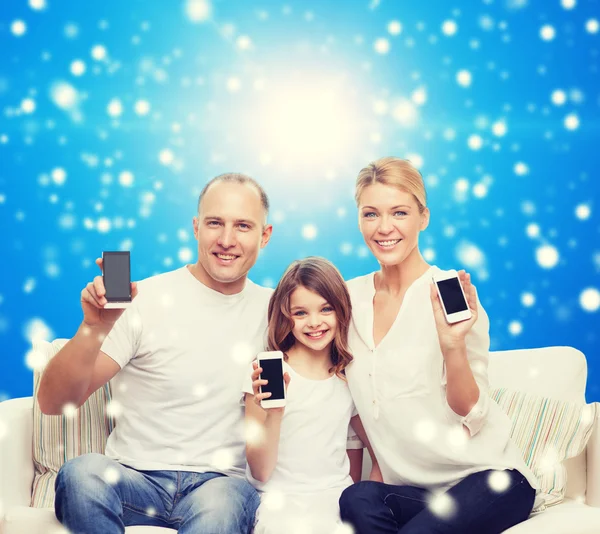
[355,156,427,213]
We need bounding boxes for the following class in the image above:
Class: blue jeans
[55,453,260,534]
[339,469,535,534]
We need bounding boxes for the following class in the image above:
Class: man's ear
[260,224,273,248]
[193,216,199,239]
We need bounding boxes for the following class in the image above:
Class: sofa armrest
[586,402,600,507]
[0,397,34,512]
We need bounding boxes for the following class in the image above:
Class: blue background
[1,0,599,401]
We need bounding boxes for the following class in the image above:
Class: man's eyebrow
[202,216,257,224]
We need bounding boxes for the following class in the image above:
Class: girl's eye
[293,311,306,317]
[322,306,334,313]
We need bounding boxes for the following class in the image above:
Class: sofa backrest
[489,347,587,403]
[489,346,589,501]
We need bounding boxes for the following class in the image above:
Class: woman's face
[358,183,429,267]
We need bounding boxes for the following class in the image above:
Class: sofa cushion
[490,388,596,510]
[502,499,600,533]
[30,339,114,508]
[2,506,176,534]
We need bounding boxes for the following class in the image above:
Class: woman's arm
[350,415,383,482]
[431,271,490,436]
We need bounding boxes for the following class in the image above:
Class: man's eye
[239,224,250,230]
[208,221,221,226]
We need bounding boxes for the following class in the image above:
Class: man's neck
[187,263,246,295]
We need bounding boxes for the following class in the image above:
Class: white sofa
[1,346,600,533]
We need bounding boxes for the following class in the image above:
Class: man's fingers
[81,286,103,308]
[93,276,106,300]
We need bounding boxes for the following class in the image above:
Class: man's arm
[37,257,137,415]
[37,324,120,414]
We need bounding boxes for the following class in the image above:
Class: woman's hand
[251,360,290,414]
[430,270,478,354]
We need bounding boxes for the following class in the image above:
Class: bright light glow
[388,20,402,35]
[564,113,580,130]
[575,203,591,220]
[50,81,78,110]
[586,19,599,34]
[374,38,390,54]
[11,20,27,37]
[580,288,600,312]
[540,25,556,41]
[442,20,458,36]
[456,69,472,87]
[135,99,150,115]
[186,0,212,22]
[536,244,559,269]
[551,89,567,105]
[238,71,366,173]
[91,45,107,61]
[70,60,86,76]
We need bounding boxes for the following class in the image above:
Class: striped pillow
[490,388,596,510]
[31,339,114,508]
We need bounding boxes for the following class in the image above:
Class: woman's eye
[363,212,376,218]
[394,211,408,217]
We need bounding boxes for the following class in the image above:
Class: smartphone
[432,269,472,324]
[102,251,132,309]
[257,351,286,409]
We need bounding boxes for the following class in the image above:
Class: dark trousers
[339,469,535,534]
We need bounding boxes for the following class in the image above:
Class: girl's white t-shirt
[243,360,356,494]
[345,266,539,492]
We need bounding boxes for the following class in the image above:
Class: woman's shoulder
[345,272,375,296]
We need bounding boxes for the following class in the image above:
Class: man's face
[193,181,272,294]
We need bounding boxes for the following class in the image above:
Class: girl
[339,157,539,534]
[243,257,379,534]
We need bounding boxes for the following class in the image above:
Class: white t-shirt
[243,360,356,494]
[101,266,272,476]
[346,266,538,492]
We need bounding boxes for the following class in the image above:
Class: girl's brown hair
[267,257,353,378]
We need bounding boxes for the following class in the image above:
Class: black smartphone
[102,251,131,308]
[257,351,286,408]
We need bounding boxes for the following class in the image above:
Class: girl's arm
[347,449,363,483]
[244,361,290,483]
[350,415,383,482]
[245,393,284,483]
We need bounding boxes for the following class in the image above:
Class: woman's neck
[377,248,430,296]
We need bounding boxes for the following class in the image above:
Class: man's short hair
[197,173,270,218]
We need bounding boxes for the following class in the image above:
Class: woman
[339,157,538,533]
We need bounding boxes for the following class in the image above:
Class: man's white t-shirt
[242,360,356,494]
[100,266,272,477]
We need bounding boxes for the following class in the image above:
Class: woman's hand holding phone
[81,258,138,331]
[430,269,478,354]
[251,360,290,413]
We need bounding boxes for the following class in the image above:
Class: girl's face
[289,285,338,353]
[358,183,429,267]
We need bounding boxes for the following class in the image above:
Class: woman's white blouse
[346,266,538,492]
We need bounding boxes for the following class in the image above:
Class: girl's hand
[430,270,479,353]
[251,360,290,413]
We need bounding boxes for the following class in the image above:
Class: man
[38,173,273,534]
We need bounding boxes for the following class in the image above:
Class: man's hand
[81,257,138,330]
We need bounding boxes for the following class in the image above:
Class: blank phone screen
[259,358,285,400]
[103,252,131,301]
[437,277,468,314]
